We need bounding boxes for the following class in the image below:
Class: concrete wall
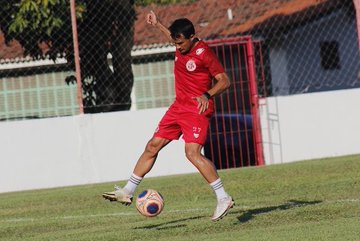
[0,108,197,193]
[1,88,360,193]
[260,88,360,164]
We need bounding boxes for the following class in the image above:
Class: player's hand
[146,10,158,26]
[192,95,209,114]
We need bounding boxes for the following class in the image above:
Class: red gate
[204,36,264,169]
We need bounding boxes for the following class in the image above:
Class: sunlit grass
[0,154,359,241]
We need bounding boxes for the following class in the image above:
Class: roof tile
[134,0,331,46]
[1,0,334,60]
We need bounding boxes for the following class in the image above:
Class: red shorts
[153,103,212,145]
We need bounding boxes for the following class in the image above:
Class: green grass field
[1,154,360,241]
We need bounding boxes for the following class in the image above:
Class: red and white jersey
[173,40,225,113]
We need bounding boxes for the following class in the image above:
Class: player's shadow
[235,200,322,223]
[134,215,206,230]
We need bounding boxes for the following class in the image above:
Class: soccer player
[102,11,234,221]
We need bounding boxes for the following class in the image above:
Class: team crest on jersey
[186,60,196,72]
[175,56,178,62]
[193,127,201,139]
[196,48,205,55]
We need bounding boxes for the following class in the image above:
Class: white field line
[1,208,207,223]
[1,198,359,223]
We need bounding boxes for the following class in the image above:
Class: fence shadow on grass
[133,215,206,230]
[235,200,322,223]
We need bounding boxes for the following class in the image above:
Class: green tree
[0,0,135,113]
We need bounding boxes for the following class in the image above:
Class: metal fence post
[246,37,265,166]
[70,0,84,114]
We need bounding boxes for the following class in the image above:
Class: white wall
[260,88,360,164]
[1,88,360,193]
[0,108,197,193]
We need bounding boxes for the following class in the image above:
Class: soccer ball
[136,189,164,217]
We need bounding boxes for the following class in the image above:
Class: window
[132,60,175,110]
[320,41,341,70]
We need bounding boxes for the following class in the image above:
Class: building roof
[0,0,336,63]
[0,33,23,60]
[134,0,334,46]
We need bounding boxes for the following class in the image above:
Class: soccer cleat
[102,185,133,206]
[211,195,234,221]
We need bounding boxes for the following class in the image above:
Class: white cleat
[102,186,133,206]
[211,195,234,221]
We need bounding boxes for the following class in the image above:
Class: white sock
[123,173,143,195]
[210,178,228,201]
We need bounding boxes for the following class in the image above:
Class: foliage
[9,0,83,35]
[0,0,80,58]
[0,0,134,112]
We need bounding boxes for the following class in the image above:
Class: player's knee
[145,139,161,156]
[185,147,199,162]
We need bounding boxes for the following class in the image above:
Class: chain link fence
[0,0,359,121]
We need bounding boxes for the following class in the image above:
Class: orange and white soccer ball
[136,189,164,217]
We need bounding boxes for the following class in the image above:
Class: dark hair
[168,18,195,40]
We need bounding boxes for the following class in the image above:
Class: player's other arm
[206,73,231,98]
[146,10,172,41]
[194,72,230,114]
[202,49,231,99]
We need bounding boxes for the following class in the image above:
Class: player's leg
[184,142,234,221]
[181,110,234,221]
[102,137,171,205]
[184,142,218,182]
[123,137,171,196]
[103,105,180,205]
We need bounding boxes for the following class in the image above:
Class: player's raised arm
[146,10,172,41]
